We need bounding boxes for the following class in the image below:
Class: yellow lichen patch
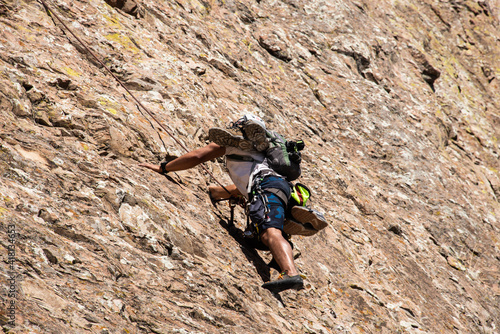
[408,2,419,12]
[102,13,122,29]
[63,67,81,77]
[15,23,32,34]
[242,39,253,53]
[98,96,121,115]
[487,166,498,173]
[428,32,445,54]
[190,0,209,15]
[442,55,460,79]
[0,207,8,217]
[165,77,179,87]
[105,34,140,53]
[98,97,110,105]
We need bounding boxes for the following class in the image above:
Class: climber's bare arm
[139,143,226,174]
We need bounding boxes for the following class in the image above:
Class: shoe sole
[283,219,318,236]
[262,276,304,293]
[291,206,328,231]
[244,122,269,152]
[209,128,253,151]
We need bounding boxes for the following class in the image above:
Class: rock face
[0,0,499,333]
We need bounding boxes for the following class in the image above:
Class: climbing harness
[38,0,231,194]
[243,174,291,239]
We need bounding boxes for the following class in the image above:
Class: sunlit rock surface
[0,0,499,333]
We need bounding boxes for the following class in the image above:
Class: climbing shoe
[283,219,318,236]
[208,127,254,151]
[290,206,328,231]
[261,273,304,293]
[243,121,269,152]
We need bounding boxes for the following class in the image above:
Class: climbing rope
[38,0,231,194]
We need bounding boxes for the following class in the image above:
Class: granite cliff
[0,0,499,333]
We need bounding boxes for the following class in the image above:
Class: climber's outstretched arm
[139,142,226,174]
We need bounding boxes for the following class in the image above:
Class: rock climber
[139,115,324,292]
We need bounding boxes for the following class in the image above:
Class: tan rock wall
[0,0,499,333]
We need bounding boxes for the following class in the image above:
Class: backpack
[264,131,304,181]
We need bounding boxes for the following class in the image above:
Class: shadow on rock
[215,215,289,305]
[212,209,273,282]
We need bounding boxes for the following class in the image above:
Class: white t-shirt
[225,146,275,198]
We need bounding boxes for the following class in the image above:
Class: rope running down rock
[38,0,231,194]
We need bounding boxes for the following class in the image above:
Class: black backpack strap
[263,187,289,206]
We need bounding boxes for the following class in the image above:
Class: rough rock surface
[0,0,499,333]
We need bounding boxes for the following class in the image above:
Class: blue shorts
[248,176,291,233]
